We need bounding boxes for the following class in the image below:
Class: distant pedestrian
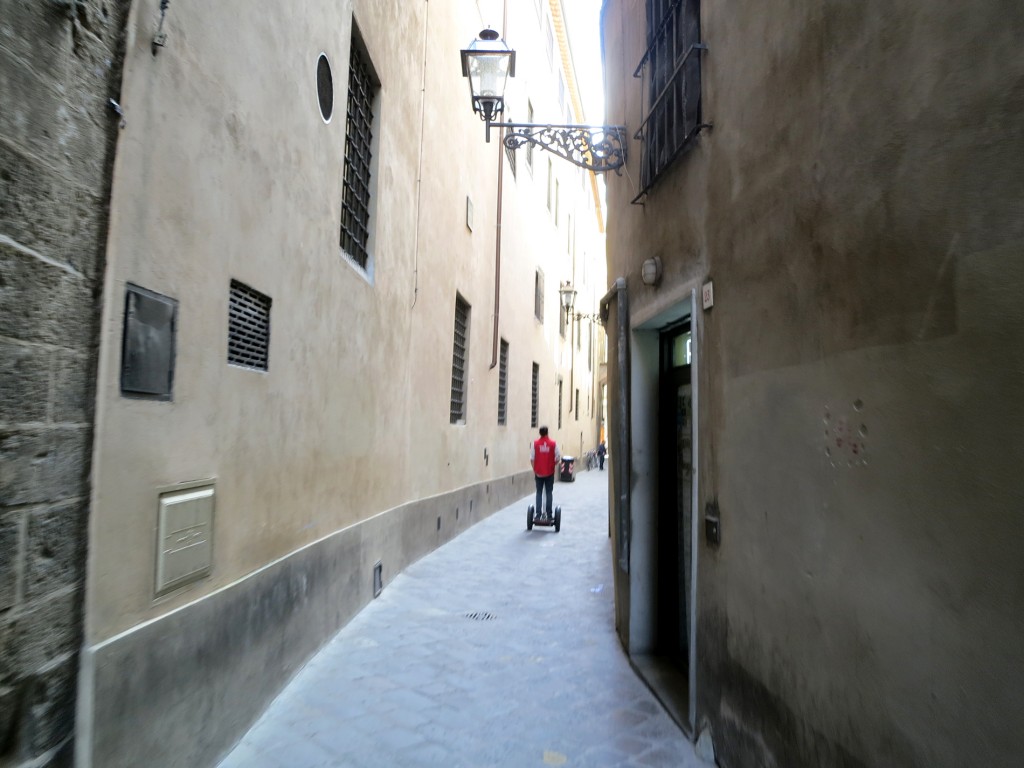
[597,441,607,470]
[530,426,560,519]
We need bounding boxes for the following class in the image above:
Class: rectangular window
[559,301,567,338]
[588,322,594,370]
[545,17,554,69]
[340,30,379,269]
[498,339,509,425]
[228,280,271,371]
[546,159,554,211]
[534,269,544,323]
[575,388,580,421]
[450,295,470,423]
[526,101,535,171]
[504,112,517,177]
[554,179,560,225]
[557,377,563,429]
[531,363,540,428]
[636,0,703,197]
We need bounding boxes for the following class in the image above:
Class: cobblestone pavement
[218,468,709,768]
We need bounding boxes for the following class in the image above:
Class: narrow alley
[217,469,707,768]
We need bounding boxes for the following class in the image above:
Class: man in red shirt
[530,426,561,519]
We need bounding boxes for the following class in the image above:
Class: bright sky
[562,0,606,123]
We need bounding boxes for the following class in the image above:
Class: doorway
[656,322,693,666]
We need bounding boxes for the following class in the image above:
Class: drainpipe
[489,0,510,369]
[600,278,630,573]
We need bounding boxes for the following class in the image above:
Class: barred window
[575,388,580,421]
[497,339,509,425]
[340,32,379,269]
[450,295,470,423]
[531,363,540,428]
[634,0,703,199]
[534,269,544,323]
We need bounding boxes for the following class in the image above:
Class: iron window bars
[498,339,509,425]
[632,0,707,203]
[531,363,540,428]
[340,38,377,268]
[450,296,470,423]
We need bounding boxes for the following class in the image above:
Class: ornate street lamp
[461,29,627,173]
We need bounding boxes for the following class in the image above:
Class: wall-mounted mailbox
[156,480,215,596]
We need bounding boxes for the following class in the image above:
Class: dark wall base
[77,471,533,768]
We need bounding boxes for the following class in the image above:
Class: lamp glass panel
[467,52,512,98]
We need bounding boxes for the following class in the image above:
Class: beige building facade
[601,1,1024,767]
[64,1,605,766]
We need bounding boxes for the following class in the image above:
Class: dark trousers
[535,474,554,515]
[598,456,605,470]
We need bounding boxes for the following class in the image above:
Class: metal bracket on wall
[704,500,721,546]
[152,0,170,55]
[108,99,127,129]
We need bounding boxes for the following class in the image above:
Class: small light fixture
[641,256,662,286]
[460,28,515,124]
[460,29,627,173]
[559,280,578,324]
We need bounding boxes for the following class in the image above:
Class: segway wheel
[554,506,561,533]
[527,505,534,531]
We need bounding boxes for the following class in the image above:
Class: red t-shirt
[532,436,558,477]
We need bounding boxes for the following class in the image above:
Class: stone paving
[218,468,710,768]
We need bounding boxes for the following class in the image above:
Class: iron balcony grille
[228,280,271,371]
[498,339,509,425]
[633,0,704,202]
[450,296,470,423]
[531,363,540,428]
[340,42,376,268]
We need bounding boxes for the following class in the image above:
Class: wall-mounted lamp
[641,256,662,286]
[559,281,602,326]
[461,29,627,173]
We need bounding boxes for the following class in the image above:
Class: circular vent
[316,53,333,123]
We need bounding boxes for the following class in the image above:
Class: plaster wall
[602,0,1024,765]
[79,0,605,763]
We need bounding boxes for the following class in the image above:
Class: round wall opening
[316,53,333,123]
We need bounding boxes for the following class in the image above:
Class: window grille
[559,301,566,338]
[534,269,544,323]
[228,280,271,371]
[498,339,509,425]
[633,0,703,201]
[557,378,563,429]
[531,363,540,428]
[575,389,580,421]
[340,36,378,268]
[450,296,470,423]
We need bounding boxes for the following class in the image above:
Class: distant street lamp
[461,29,627,173]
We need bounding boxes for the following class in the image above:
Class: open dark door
[656,321,693,670]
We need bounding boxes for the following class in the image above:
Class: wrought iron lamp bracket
[491,122,627,174]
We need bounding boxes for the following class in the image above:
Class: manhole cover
[465,611,497,621]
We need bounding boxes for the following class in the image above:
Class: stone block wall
[0,1,127,764]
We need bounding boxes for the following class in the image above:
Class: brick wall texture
[0,1,128,764]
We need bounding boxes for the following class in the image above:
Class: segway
[527,504,561,532]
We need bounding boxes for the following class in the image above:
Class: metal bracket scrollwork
[499,123,627,173]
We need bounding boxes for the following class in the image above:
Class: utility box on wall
[156,480,215,596]
[121,284,177,399]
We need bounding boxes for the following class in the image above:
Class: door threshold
[629,653,692,738]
